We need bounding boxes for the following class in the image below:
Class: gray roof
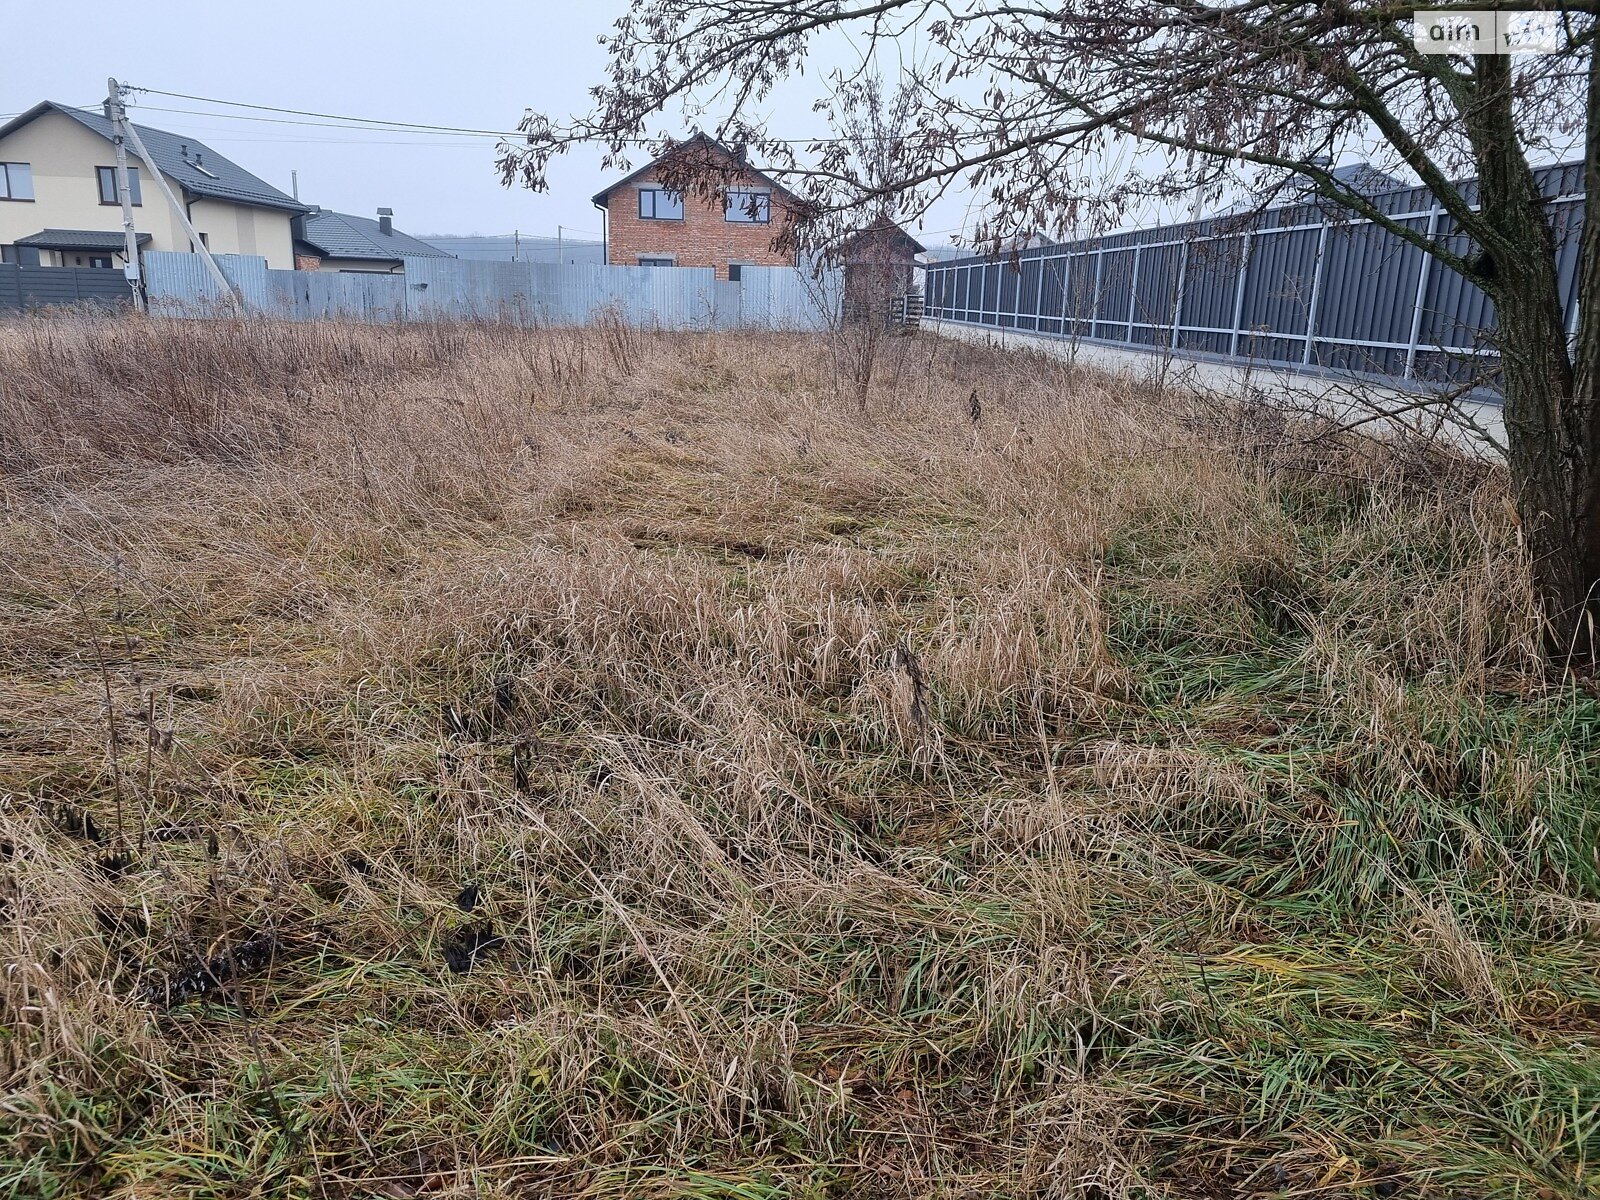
[17,228,152,250]
[293,209,454,262]
[0,101,306,214]
[1212,161,1410,219]
[1326,162,1407,197]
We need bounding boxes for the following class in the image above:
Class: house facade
[591,134,804,280]
[292,207,453,273]
[0,102,304,270]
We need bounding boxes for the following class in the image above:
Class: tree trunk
[1495,275,1599,667]
[1469,53,1600,670]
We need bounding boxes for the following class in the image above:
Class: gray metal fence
[142,253,838,331]
[924,160,1585,390]
[0,264,135,313]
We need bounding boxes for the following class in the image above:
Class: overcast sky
[8,4,1580,250]
[2,0,988,245]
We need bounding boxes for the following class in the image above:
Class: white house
[0,101,306,270]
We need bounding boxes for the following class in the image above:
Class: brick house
[590,134,804,280]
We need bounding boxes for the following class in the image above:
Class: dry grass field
[1,315,1597,1199]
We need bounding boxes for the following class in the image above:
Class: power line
[109,87,990,241]
[130,94,530,139]
[125,86,970,147]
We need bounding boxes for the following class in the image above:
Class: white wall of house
[0,109,296,269]
[187,197,294,267]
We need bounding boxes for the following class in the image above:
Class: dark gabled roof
[292,208,453,262]
[1214,161,1411,218]
[0,101,307,214]
[840,220,926,256]
[1327,162,1406,197]
[17,228,152,250]
[591,132,800,209]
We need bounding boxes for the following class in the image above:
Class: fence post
[1404,206,1441,379]
[1302,219,1330,366]
[1567,202,1583,356]
[1126,244,1142,341]
[1092,248,1105,339]
[1570,271,1582,357]
[1229,231,1252,358]
[1034,255,1047,331]
[1170,238,1191,351]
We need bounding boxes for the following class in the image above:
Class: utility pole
[105,78,145,311]
[108,78,236,302]
[513,229,520,263]
[557,225,562,264]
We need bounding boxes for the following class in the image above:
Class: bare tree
[829,73,923,404]
[497,2,1599,667]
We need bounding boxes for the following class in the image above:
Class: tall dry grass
[0,311,1594,1199]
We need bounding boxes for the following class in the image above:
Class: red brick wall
[601,167,799,280]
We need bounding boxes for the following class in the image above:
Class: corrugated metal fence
[143,253,838,331]
[924,160,1585,389]
[0,263,136,312]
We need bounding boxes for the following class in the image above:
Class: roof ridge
[2,100,307,215]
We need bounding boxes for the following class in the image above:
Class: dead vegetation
[0,313,1595,1199]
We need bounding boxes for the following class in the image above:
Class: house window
[727,264,743,282]
[97,166,142,206]
[0,244,14,263]
[0,162,33,201]
[638,256,674,267]
[87,255,113,269]
[724,189,770,224]
[637,188,683,220]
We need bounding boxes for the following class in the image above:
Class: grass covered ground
[1,315,1597,1199]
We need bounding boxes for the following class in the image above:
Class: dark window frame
[96,165,142,206]
[0,162,34,202]
[637,187,684,221]
[723,188,771,224]
[638,255,676,267]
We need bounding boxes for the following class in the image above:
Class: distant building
[0,100,305,269]
[419,233,605,265]
[590,132,804,280]
[292,207,452,273]
[1214,161,1407,218]
[840,220,925,318]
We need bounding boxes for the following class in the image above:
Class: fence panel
[738,266,838,330]
[139,253,836,331]
[1176,235,1246,356]
[924,160,1585,393]
[0,264,133,312]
